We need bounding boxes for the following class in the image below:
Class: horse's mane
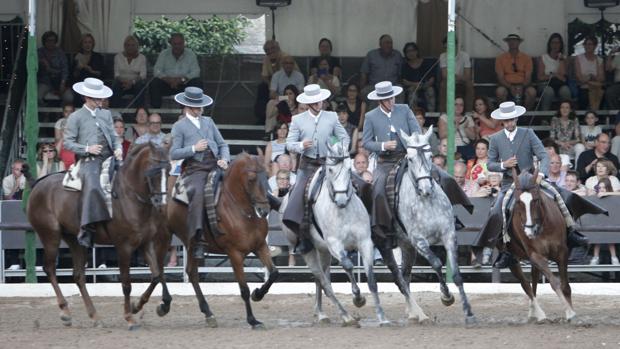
[517,170,537,191]
[224,151,256,178]
[125,142,152,162]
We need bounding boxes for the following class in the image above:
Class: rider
[473,102,588,268]
[63,78,123,247]
[169,87,230,259]
[282,84,350,254]
[362,81,422,249]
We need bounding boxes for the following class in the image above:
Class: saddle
[173,169,223,236]
[385,157,409,234]
[62,157,115,217]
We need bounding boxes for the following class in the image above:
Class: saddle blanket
[62,157,114,217]
[173,171,222,236]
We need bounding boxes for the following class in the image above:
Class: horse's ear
[531,168,539,186]
[256,147,265,164]
[424,125,434,142]
[399,129,410,145]
[512,167,521,191]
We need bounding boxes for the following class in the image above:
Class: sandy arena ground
[0,288,619,349]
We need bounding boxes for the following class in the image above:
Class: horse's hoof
[251,288,264,302]
[205,316,218,328]
[251,322,266,330]
[465,315,477,327]
[156,304,170,317]
[409,316,431,325]
[93,319,104,328]
[441,293,455,307]
[128,323,141,331]
[379,320,392,327]
[317,317,331,325]
[60,314,72,327]
[353,295,366,308]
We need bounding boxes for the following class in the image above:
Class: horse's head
[124,142,171,209]
[399,126,435,197]
[512,168,543,238]
[229,152,270,218]
[325,141,353,208]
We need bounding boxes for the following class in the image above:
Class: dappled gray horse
[394,127,476,325]
[282,141,388,326]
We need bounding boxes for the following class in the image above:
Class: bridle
[227,161,270,219]
[406,144,434,195]
[138,155,170,208]
[325,155,354,204]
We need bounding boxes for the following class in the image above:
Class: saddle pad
[204,171,222,236]
[301,167,324,237]
[386,158,408,232]
[62,161,82,191]
[62,157,114,217]
[172,175,189,204]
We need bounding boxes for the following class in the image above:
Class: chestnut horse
[167,152,277,329]
[26,143,172,330]
[506,168,575,322]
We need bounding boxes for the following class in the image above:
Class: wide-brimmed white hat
[490,101,526,120]
[367,81,403,100]
[72,78,112,99]
[503,33,524,42]
[174,87,213,108]
[296,84,331,104]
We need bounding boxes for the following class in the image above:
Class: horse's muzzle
[334,193,349,208]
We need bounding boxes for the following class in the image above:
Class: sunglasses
[43,149,55,153]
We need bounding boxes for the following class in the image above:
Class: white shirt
[379,105,393,152]
[114,52,147,81]
[440,51,472,77]
[504,128,518,142]
[186,113,201,153]
[83,104,97,117]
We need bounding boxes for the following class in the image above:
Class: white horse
[281,141,389,327]
[389,127,476,325]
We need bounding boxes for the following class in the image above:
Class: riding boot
[294,226,314,254]
[192,230,207,259]
[567,226,588,247]
[78,224,95,248]
[493,251,517,269]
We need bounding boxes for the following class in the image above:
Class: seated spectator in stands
[353,153,369,176]
[453,161,477,196]
[265,84,299,132]
[265,121,290,175]
[111,35,147,108]
[150,33,201,108]
[361,170,373,183]
[413,107,439,153]
[466,139,489,181]
[270,56,304,99]
[438,97,476,160]
[537,33,571,111]
[310,38,341,79]
[308,57,340,96]
[337,103,359,153]
[343,83,366,129]
[37,31,72,105]
[575,35,605,110]
[36,142,65,178]
[2,160,25,200]
[401,42,436,112]
[114,118,131,158]
[576,133,619,182]
[72,33,105,105]
[54,103,76,169]
[585,158,620,193]
[272,169,292,198]
[588,175,620,266]
[135,113,166,146]
[438,137,448,156]
[268,154,297,191]
[432,154,447,170]
[605,46,620,109]
[563,170,587,195]
[547,154,566,188]
[580,111,602,160]
[550,101,583,161]
[542,137,560,157]
[439,36,474,112]
[472,96,501,139]
[360,34,403,102]
[125,107,149,142]
[495,34,537,109]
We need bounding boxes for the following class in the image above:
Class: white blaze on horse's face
[160,168,167,205]
[400,127,434,197]
[520,191,535,238]
[326,142,351,208]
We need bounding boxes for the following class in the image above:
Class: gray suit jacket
[63,106,120,157]
[170,116,230,162]
[286,110,350,158]
[487,127,549,179]
[362,104,421,155]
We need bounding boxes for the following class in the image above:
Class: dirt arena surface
[0,292,618,348]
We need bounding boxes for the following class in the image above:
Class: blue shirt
[153,48,200,79]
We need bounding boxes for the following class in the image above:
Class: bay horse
[505,168,575,322]
[281,141,388,327]
[26,142,172,330]
[166,151,277,329]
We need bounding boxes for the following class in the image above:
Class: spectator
[135,113,166,146]
[309,38,341,79]
[550,101,582,161]
[438,137,448,156]
[563,170,587,195]
[337,103,359,153]
[342,83,367,129]
[589,175,620,266]
[413,107,439,154]
[265,84,299,132]
[466,139,489,181]
[575,35,605,110]
[269,55,305,99]
[537,33,571,111]
[2,160,25,200]
[125,107,150,142]
[432,154,447,170]
[54,103,76,169]
[72,33,105,105]
[453,161,477,196]
[265,122,291,176]
[495,34,537,109]
[36,142,65,178]
[268,154,297,191]
[576,133,619,182]
[473,96,501,140]
[353,153,369,176]
[439,36,474,112]
[272,169,292,198]
[605,46,620,109]
[114,119,132,158]
[37,31,72,105]
[360,34,403,101]
[401,42,436,112]
[547,153,566,187]
[111,35,147,108]
[308,57,340,96]
[585,158,620,193]
[579,110,602,161]
[150,33,201,108]
[438,96,476,160]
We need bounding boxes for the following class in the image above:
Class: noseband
[406,144,434,194]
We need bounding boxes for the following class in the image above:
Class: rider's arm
[361,115,383,153]
[63,114,88,156]
[486,137,503,173]
[210,118,230,163]
[285,117,303,154]
[169,123,194,161]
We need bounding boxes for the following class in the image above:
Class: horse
[374,127,476,325]
[281,141,388,327]
[505,168,575,322]
[26,142,172,330]
[166,151,276,329]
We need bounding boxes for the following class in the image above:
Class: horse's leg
[529,252,576,321]
[410,237,453,306]
[328,241,364,309]
[64,236,101,327]
[313,254,330,323]
[442,232,476,325]
[43,232,71,326]
[507,252,545,323]
[185,245,217,327]
[115,245,140,330]
[131,241,172,317]
[229,250,264,329]
[557,248,574,310]
[358,238,389,325]
[250,240,279,302]
[378,244,428,323]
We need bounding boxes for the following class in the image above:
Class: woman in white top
[264,121,294,176]
[438,96,477,160]
[111,35,147,108]
[575,35,605,110]
[537,33,571,111]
